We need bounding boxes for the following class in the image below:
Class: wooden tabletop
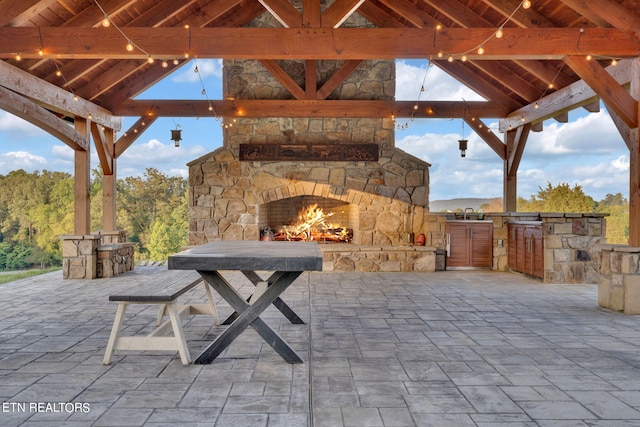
[167,240,323,272]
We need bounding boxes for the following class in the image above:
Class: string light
[434,0,531,60]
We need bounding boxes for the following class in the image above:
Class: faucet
[463,207,474,220]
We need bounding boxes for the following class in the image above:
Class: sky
[0,58,630,202]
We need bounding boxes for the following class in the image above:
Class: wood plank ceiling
[0,0,638,129]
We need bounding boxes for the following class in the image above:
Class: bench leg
[166,303,191,365]
[103,303,128,365]
[203,281,220,326]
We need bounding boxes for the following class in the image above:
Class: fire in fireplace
[262,204,353,243]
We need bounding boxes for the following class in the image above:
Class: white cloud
[0,112,48,137]
[171,59,223,83]
[0,151,48,174]
[395,60,485,101]
[117,138,207,178]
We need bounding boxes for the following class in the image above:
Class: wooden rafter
[258,0,301,27]
[114,116,158,158]
[259,60,305,100]
[465,118,505,160]
[560,0,640,44]
[91,122,114,175]
[0,0,57,27]
[1,27,636,60]
[0,85,88,151]
[563,55,638,129]
[322,0,365,28]
[0,60,121,130]
[499,59,634,132]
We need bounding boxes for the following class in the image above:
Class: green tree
[148,193,189,260]
[518,182,595,213]
[596,193,629,244]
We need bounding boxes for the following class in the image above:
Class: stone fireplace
[187,6,442,271]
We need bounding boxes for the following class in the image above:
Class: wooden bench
[103,272,219,365]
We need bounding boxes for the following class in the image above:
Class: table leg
[221,270,305,325]
[195,270,304,364]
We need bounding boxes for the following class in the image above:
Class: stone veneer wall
[423,212,606,283]
[188,146,430,246]
[61,230,134,279]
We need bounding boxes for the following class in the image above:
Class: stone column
[60,235,100,279]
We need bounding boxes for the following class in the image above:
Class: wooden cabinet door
[470,223,493,267]
[446,223,470,267]
[446,222,493,268]
[508,223,543,279]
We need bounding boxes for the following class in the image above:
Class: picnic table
[167,240,323,364]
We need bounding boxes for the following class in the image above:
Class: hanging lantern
[458,139,468,157]
[171,128,182,147]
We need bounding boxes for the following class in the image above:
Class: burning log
[267,204,352,243]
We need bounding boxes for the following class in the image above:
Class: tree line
[0,168,188,270]
[0,170,630,271]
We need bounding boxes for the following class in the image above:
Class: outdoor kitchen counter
[168,240,323,364]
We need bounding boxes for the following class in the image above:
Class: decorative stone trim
[598,244,640,314]
[320,245,445,272]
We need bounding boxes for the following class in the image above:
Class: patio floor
[1,267,640,426]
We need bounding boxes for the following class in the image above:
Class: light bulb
[126,41,134,52]
[477,46,485,55]
[102,16,110,27]
[447,55,454,62]
[437,51,443,58]
[586,54,592,61]
[55,70,62,77]
[611,59,618,66]
[522,0,531,9]
[461,54,468,62]
[495,28,503,39]
[38,49,44,56]
[184,52,190,59]
[173,59,179,65]
[15,53,21,61]
[162,60,168,68]
[147,56,154,64]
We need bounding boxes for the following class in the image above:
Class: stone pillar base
[61,235,101,279]
[598,245,640,314]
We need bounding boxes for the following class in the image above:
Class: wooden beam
[563,55,637,128]
[258,0,302,27]
[0,86,89,151]
[377,0,439,28]
[560,0,640,45]
[499,59,633,131]
[91,122,114,176]
[470,61,540,102]
[322,0,365,28]
[74,118,91,235]
[484,0,556,28]
[112,99,509,119]
[114,116,158,158]
[303,0,321,27]
[465,118,506,160]
[305,60,317,100]
[503,125,530,212]
[0,0,57,26]
[356,1,406,28]
[627,57,639,246]
[259,60,305,100]
[317,60,362,100]
[0,27,636,60]
[0,60,121,130]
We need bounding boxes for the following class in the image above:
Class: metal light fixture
[170,127,182,147]
[458,139,468,157]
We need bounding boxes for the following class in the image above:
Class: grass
[0,267,61,285]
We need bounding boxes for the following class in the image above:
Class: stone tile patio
[1,267,640,426]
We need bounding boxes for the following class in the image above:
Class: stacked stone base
[320,244,445,272]
[598,245,640,314]
[61,231,134,279]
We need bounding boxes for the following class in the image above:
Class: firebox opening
[259,195,358,243]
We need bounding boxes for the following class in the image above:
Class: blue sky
[0,59,629,202]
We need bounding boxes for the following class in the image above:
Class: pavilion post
[503,129,518,212]
[629,58,639,247]
[74,117,91,235]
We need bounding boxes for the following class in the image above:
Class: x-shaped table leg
[221,270,304,325]
[194,270,304,364]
